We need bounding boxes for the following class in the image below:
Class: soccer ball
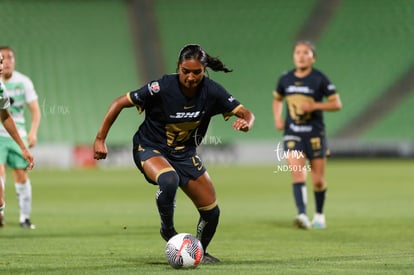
[165,233,204,269]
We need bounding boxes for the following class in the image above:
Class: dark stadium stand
[154,0,414,143]
[0,0,140,145]
[154,0,318,143]
[317,0,414,140]
[361,90,414,141]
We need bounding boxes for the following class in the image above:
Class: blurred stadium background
[1,0,413,168]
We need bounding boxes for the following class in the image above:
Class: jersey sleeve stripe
[126,92,134,104]
[126,92,143,114]
[273,91,284,100]
[223,104,243,121]
[327,94,339,100]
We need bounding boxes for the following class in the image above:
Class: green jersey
[0,80,10,109]
[0,71,38,137]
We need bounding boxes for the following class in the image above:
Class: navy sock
[314,189,327,214]
[156,171,179,231]
[293,182,307,214]
[196,205,220,252]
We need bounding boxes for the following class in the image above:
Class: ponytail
[205,54,233,73]
[177,44,233,73]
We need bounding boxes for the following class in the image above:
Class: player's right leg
[287,153,311,229]
[139,154,180,241]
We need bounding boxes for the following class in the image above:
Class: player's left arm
[27,99,41,148]
[232,105,255,132]
[302,94,342,112]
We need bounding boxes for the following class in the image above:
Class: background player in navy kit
[273,41,342,229]
[93,44,254,263]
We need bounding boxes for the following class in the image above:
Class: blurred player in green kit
[0,46,40,229]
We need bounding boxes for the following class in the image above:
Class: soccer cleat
[20,219,36,229]
[160,227,178,242]
[293,213,311,230]
[312,213,327,229]
[202,253,220,264]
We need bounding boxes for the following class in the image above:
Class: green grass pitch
[0,159,413,274]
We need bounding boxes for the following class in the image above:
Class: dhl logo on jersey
[286,85,314,94]
[169,111,200,119]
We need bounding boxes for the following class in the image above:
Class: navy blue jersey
[127,74,241,156]
[274,69,337,135]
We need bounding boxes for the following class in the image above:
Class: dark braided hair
[177,44,233,73]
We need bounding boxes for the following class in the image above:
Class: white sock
[0,177,5,215]
[15,179,32,223]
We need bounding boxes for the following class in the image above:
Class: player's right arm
[0,109,34,169]
[272,91,285,131]
[93,95,134,160]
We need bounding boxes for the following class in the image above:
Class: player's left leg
[181,172,220,263]
[310,157,327,228]
[13,168,35,229]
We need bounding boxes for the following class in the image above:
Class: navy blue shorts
[133,143,206,186]
[283,134,328,160]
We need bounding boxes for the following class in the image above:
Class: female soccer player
[93,44,254,262]
[0,52,34,227]
[273,41,342,229]
[0,46,40,229]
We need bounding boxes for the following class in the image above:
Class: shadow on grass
[0,224,160,239]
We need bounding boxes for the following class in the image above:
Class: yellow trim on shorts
[155,167,176,183]
[198,201,218,211]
